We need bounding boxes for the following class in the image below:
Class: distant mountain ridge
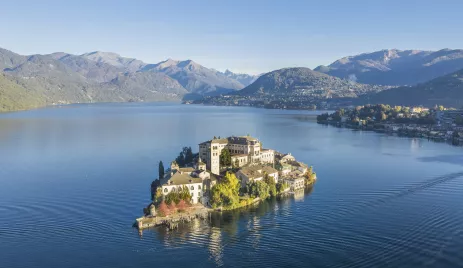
[315,49,463,86]
[0,47,255,111]
[360,68,463,107]
[142,59,244,94]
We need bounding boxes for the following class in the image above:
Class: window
[164,188,168,193]
[178,186,182,191]
[191,192,194,197]
[198,185,201,190]
[191,186,194,190]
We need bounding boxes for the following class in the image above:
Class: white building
[161,173,203,204]
[199,136,275,175]
[282,177,305,191]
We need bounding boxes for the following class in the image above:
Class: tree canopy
[220,148,232,167]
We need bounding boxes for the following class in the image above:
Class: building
[161,172,203,204]
[282,177,305,191]
[160,159,213,204]
[280,153,296,163]
[199,136,275,175]
[235,165,279,186]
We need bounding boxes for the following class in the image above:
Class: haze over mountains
[315,49,463,86]
[2,47,463,112]
[0,47,257,111]
[361,68,463,107]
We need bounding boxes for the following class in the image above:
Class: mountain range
[360,68,463,107]
[0,47,257,111]
[315,49,463,86]
[2,47,463,112]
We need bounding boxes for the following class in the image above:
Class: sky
[1,0,463,74]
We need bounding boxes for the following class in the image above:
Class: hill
[0,74,46,112]
[361,68,463,108]
[315,49,463,85]
[238,67,385,98]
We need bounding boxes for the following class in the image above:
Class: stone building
[199,136,275,175]
[235,164,279,186]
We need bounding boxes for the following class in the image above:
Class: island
[135,135,317,230]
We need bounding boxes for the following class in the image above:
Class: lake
[1,103,463,268]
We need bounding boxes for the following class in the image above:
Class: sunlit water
[1,103,463,268]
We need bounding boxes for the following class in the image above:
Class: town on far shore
[136,135,316,230]
[317,105,463,145]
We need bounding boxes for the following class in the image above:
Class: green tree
[220,148,232,167]
[175,152,185,167]
[153,188,163,205]
[158,161,164,179]
[263,173,277,197]
[184,147,194,165]
[210,172,240,209]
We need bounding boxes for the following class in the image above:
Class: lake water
[1,103,463,268]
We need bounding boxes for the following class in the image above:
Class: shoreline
[317,120,463,147]
[135,183,315,231]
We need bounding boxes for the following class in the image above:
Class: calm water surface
[1,103,463,267]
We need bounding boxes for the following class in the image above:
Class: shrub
[158,201,169,217]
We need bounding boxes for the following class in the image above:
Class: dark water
[1,103,463,268]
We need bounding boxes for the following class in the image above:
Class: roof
[162,173,202,186]
[288,161,308,169]
[178,167,195,173]
[238,165,278,179]
[282,154,295,160]
[212,138,228,144]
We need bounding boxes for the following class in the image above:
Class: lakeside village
[135,135,317,230]
[317,104,463,145]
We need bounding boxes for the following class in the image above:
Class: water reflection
[148,189,314,265]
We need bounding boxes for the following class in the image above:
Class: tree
[153,188,163,205]
[220,148,232,167]
[263,173,277,197]
[158,201,169,217]
[210,172,240,209]
[184,147,194,165]
[175,152,185,167]
[177,199,187,212]
[158,161,165,179]
[168,202,177,213]
[438,105,445,111]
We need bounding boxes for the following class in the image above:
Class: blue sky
[1,0,462,74]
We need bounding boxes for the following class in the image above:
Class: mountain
[0,74,46,112]
[143,59,244,94]
[361,68,463,107]
[95,72,188,102]
[238,67,386,98]
[221,70,258,87]
[81,51,146,73]
[49,53,122,83]
[315,49,463,86]
[0,47,258,111]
